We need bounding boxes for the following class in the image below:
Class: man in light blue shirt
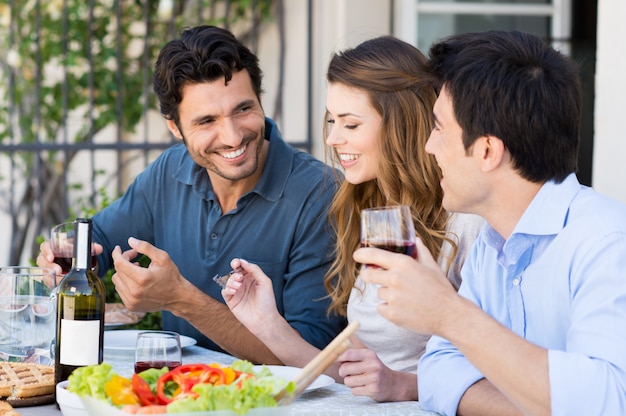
[354,30,626,415]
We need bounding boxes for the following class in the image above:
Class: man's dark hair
[428,30,582,183]
[153,25,263,123]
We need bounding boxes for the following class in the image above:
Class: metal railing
[0,0,312,264]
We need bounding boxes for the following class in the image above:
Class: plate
[6,393,55,407]
[104,322,130,329]
[104,330,197,351]
[253,365,334,391]
[105,303,146,327]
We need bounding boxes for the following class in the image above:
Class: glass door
[394,0,571,54]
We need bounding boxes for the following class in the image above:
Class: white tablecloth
[17,344,440,416]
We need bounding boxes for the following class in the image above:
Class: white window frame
[394,0,572,54]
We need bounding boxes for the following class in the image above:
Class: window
[394,0,571,54]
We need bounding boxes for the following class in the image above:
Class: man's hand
[111,237,186,313]
[37,240,103,284]
[354,237,457,336]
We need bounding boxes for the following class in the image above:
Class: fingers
[413,237,439,269]
[38,241,55,264]
[236,258,260,275]
[221,273,243,298]
[112,245,138,273]
[127,237,166,263]
[230,258,271,286]
[93,242,104,256]
[37,241,62,275]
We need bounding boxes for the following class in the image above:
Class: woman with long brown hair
[222,35,482,402]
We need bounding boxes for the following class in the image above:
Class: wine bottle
[54,218,105,384]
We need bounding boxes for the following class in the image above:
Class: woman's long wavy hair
[323,36,455,317]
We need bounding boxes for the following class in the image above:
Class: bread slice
[0,362,54,399]
[0,400,20,416]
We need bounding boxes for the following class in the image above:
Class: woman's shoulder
[447,212,485,236]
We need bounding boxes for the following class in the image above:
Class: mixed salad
[67,360,295,414]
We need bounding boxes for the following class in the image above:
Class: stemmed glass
[360,205,417,261]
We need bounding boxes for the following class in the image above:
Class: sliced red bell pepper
[156,363,226,404]
[131,373,159,406]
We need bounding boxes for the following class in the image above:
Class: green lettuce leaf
[66,362,117,401]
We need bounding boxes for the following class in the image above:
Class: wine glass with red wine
[134,331,182,373]
[51,222,97,275]
[361,205,417,260]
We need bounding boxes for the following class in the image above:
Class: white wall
[592,0,626,204]
[309,0,391,160]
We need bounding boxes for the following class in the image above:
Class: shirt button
[512,278,520,286]
[211,233,218,240]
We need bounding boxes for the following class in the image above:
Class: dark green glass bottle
[54,218,105,384]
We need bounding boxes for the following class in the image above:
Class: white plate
[103,330,197,351]
[253,365,334,391]
[104,322,130,329]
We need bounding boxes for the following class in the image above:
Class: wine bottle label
[59,319,101,365]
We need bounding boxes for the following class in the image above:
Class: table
[16,345,440,416]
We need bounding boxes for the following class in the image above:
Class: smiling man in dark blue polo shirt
[37,25,345,364]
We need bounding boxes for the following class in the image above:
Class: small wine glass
[134,331,182,373]
[360,205,417,261]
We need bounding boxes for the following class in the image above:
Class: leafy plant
[2,0,276,329]
[0,0,276,265]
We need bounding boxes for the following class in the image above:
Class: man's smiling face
[170,70,266,183]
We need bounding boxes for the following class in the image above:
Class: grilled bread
[0,400,20,415]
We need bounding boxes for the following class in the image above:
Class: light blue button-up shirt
[418,174,626,415]
[92,118,346,351]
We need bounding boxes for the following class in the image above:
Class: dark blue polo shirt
[93,118,345,351]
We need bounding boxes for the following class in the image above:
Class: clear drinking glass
[360,205,417,260]
[0,266,57,364]
[134,331,182,373]
[51,221,97,276]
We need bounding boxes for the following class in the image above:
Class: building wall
[592,0,626,204]
[308,0,626,205]
[309,0,392,160]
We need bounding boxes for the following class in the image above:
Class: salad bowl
[56,380,89,416]
[81,395,290,415]
[66,360,294,416]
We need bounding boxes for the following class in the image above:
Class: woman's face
[325,82,383,185]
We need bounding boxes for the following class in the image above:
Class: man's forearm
[458,379,523,416]
[441,297,550,416]
[169,284,282,364]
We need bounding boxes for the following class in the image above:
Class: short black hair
[429,30,581,183]
[153,25,263,123]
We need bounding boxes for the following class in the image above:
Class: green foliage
[0,0,274,176]
[4,0,274,330]
[0,0,156,146]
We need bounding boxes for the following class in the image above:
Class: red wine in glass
[53,255,98,274]
[360,205,418,268]
[134,360,182,373]
[361,240,417,259]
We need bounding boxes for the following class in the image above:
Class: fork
[211,267,243,289]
